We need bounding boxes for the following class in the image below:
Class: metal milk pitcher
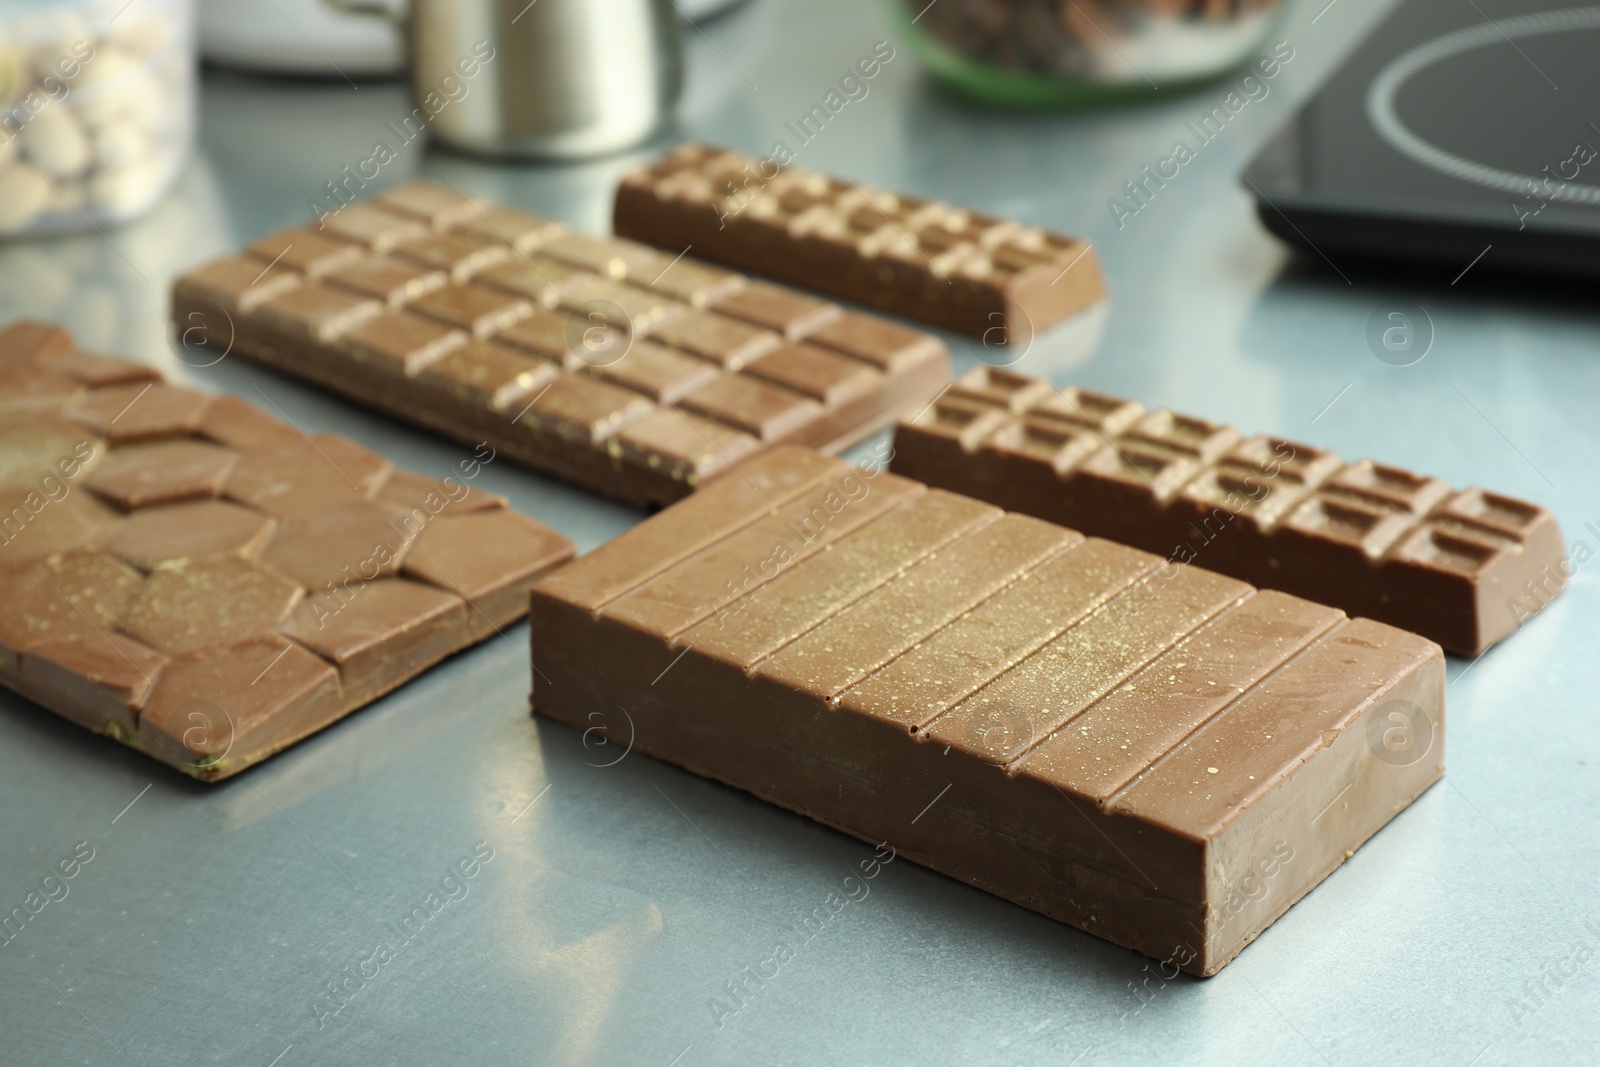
[327,0,684,160]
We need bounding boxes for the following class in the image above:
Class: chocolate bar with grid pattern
[612,142,1107,346]
[529,446,1444,975]
[170,182,949,511]
[890,367,1565,655]
[0,320,574,781]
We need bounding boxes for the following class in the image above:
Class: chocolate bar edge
[526,448,1447,976]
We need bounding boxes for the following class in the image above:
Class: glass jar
[889,0,1285,107]
[0,0,195,236]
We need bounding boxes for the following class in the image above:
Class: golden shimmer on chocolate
[0,320,576,781]
[530,446,1446,977]
[170,180,951,510]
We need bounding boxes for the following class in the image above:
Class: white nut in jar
[22,105,90,177]
[0,162,51,230]
[93,122,146,168]
[113,67,166,132]
[67,45,137,127]
[90,154,168,216]
[68,43,131,89]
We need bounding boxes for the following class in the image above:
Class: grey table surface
[3,0,1597,1064]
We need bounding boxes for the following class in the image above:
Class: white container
[199,0,402,76]
[0,0,195,236]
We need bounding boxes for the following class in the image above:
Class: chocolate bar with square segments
[889,366,1565,654]
[613,142,1107,347]
[172,181,950,510]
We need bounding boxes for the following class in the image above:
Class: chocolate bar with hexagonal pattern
[529,446,1446,975]
[0,320,575,781]
[612,143,1107,346]
[889,367,1566,655]
[170,180,950,510]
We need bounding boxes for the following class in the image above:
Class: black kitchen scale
[1244,0,1600,280]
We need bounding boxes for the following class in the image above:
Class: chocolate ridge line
[814,531,1088,699]
[615,475,928,641]
[663,505,1014,666]
[670,490,1002,662]
[1080,591,1345,802]
[595,461,892,618]
[977,588,1259,770]
[855,540,1158,730]
[800,522,1079,699]
[901,560,1194,734]
[704,508,1049,668]
[755,515,1068,675]
[1100,610,1351,817]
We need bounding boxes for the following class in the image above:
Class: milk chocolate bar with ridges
[0,321,575,781]
[613,142,1107,346]
[171,181,949,511]
[890,366,1565,655]
[530,446,1445,975]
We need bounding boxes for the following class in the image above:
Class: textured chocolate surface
[613,143,1107,346]
[171,181,950,510]
[0,321,575,781]
[890,367,1566,655]
[530,446,1445,975]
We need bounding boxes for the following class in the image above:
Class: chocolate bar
[171,182,950,511]
[529,446,1445,975]
[613,143,1106,347]
[0,320,574,781]
[889,367,1565,655]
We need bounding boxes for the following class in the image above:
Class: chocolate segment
[613,143,1107,347]
[0,320,575,781]
[530,446,1446,976]
[889,367,1566,655]
[172,181,950,510]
